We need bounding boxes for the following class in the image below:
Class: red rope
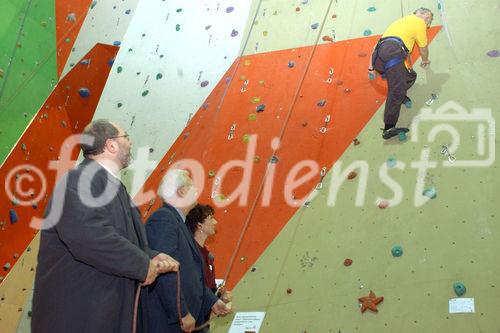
[132,271,211,333]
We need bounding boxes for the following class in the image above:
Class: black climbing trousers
[372,40,417,127]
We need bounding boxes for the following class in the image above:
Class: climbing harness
[372,36,410,77]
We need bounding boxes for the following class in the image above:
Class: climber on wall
[368,7,434,140]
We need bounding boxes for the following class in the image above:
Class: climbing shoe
[382,127,409,140]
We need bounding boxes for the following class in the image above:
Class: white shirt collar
[96,161,119,179]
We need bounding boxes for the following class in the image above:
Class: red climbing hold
[344,258,353,266]
[378,200,390,209]
[286,288,293,294]
[322,36,334,42]
[347,171,357,180]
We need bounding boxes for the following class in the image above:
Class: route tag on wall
[449,298,475,313]
[228,312,266,333]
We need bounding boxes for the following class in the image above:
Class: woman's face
[199,214,218,236]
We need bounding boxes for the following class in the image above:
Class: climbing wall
[0,0,499,332]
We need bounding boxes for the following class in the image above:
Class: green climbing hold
[423,187,437,199]
[142,90,149,97]
[363,29,372,36]
[248,114,257,121]
[208,170,215,178]
[367,6,376,12]
[242,134,251,143]
[251,97,261,104]
[398,131,407,141]
[156,73,163,80]
[391,245,403,257]
[453,282,466,296]
[386,157,397,168]
[438,3,442,10]
[176,8,183,12]
[117,103,123,108]
[117,66,123,73]
[176,24,181,31]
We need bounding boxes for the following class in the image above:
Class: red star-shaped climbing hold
[358,290,384,313]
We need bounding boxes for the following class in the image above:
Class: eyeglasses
[110,133,129,140]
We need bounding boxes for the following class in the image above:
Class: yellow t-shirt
[382,15,428,52]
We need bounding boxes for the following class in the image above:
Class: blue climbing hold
[9,209,18,224]
[317,99,326,107]
[386,157,397,168]
[453,282,466,296]
[423,187,437,199]
[404,97,413,109]
[367,6,377,12]
[79,88,90,98]
[288,61,295,68]
[438,3,442,10]
[311,23,319,30]
[391,245,403,257]
[113,41,121,46]
[363,29,372,36]
[125,9,131,14]
[108,58,115,66]
[368,72,376,80]
[256,104,265,112]
[80,59,90,65]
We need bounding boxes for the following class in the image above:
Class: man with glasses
[368,8,434,140]
[32,119,179,333]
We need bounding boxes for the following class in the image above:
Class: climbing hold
[438,3,442,10]
[208,170,216,178]
[125,9,131,15]
[78,88,90,98]
[258,80,265,86]
[41,21,47,27]
[347,171,357,180]
[262,30,268,36]
[295,7,300,12]
[176,24,181,31]
[156,73,163,80]
[254,155,261,163]
[226,6,234,13]
[9,209,18,224]
[311,23,319,30]
[391,245,403,257]
[256,104,265,112]
[176,8,182,13]
[270,155,279,163]
[286,288,293,294]
[487,50,500,58]
[353,138,360,146]
[205,25,211,30]
[80,59,91,66]
[248,114,257,121]
[453,282,466,297]
[240,75,247,81]
[317,99,327,107]
[67,13,77,22]
[231,29,239,37]
[240,256,246,262]
[288,61,295,68]
[423,187,437,199]
[251,267,256,272]
[242,134,251,143]
[322,36,334,42]
[343,258,353,266]
[108,58,115,66]
[200,80,209,87]
[358,51,367,57]
[0,69,4,78]
[398,131,407,141]
[386,157,397,168]
[367,6,377,12]
[344,88,352,94]
[117,102,123,108]
[363,29,372,36]
[358,291,384,313]
[244,59,251,66]
[336,80,344,86]
[302,122,308,127]
[90,0,97,9]
[404,98,413,109]
[142,90,149,97]
[378,200,390,209]
[251,97,261,104]
[13,253,19,259]
[113,41,121,46]
[116,66,123,74]
[3,263,11,271]
[21,143,27,151]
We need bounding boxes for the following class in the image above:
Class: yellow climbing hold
[263,31,268,37]
[240,75,247,81]
[258,80,265,86]
[244,59,251,66]
[242,134,251,143]
[251,97,261,104]
[254,155,261,163]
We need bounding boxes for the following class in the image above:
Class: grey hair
[414,7,433,16]
[158,169,191,201]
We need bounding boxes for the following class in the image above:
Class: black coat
[143,203,218,333]
[32,159,157,333]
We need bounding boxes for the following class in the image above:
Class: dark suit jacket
[32,159,158,333]
[144,203,218,333]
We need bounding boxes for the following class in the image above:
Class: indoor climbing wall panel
[55,0,93,77]
[92,0,253,193]
[0,0,58,165]
[0,45,119,323]
[60,0,141,77]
